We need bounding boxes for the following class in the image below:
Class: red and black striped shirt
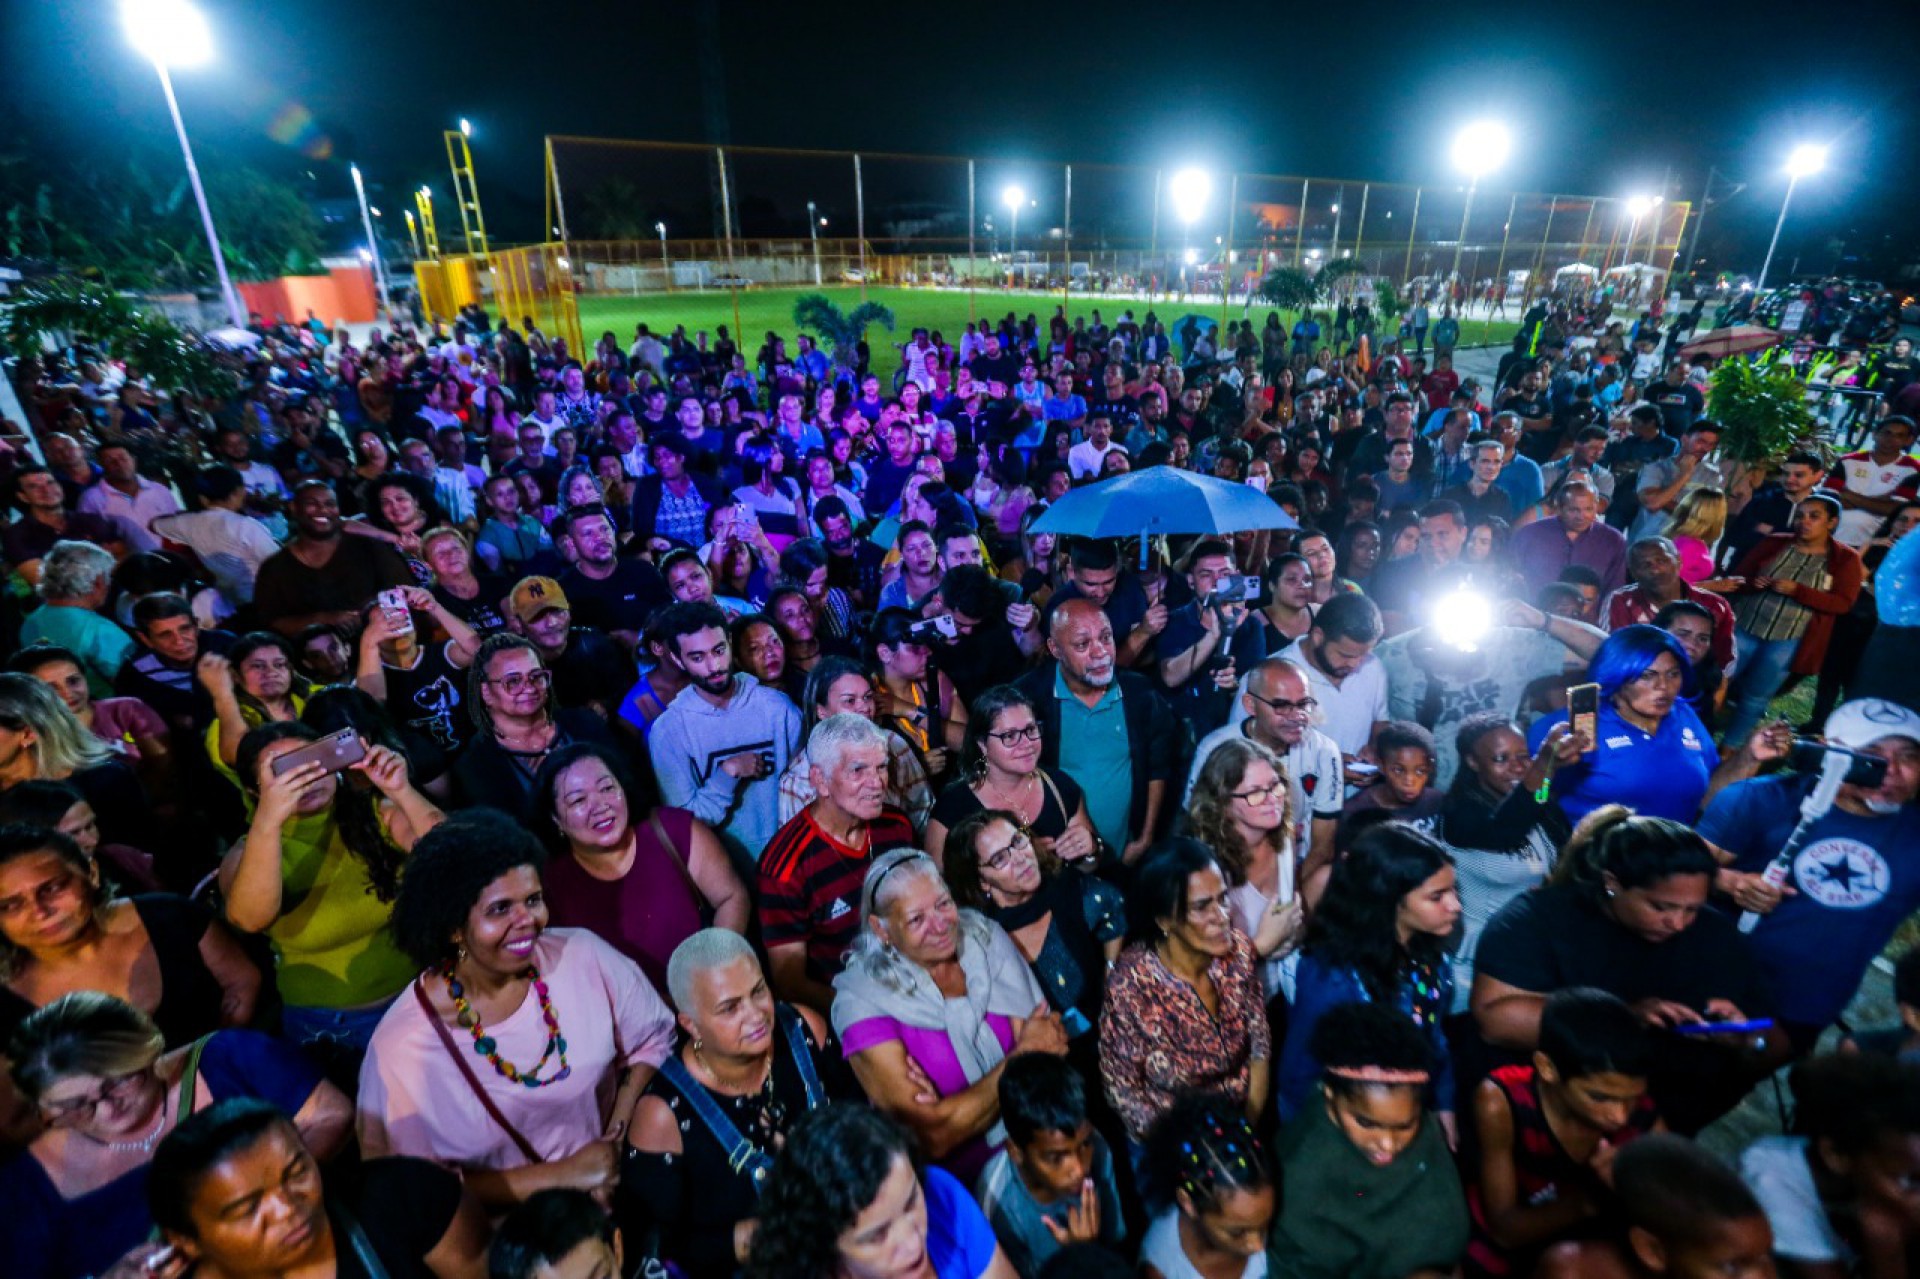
[757,805,918,983]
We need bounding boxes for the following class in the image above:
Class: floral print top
[1098,929,1271,1143]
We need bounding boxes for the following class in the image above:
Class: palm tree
[792,293,895,370]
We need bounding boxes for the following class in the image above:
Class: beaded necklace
[445,962,572,1087]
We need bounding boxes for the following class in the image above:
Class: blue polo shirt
[1054,666,1132,852]
[1529,699,1713,824]
[1700,776,1920,1026]
[1493,452,1545,513]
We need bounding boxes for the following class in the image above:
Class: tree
[1708,357,1816,470]
[792,293,895,369]
[1,279,236,400]
[577,179,657,241]
[1256,266,1319,311]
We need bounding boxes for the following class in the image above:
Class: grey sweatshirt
[648,673,802,865]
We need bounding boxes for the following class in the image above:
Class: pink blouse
[357,928,674,1170]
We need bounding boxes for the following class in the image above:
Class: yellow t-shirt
[266,808,415,1009]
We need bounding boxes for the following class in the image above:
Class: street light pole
[656,222,671,293]
[807,201,822,285]
[123,0,245,328]
[350,164,393,323]
[1758,144,1827,293]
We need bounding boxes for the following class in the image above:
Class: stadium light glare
[123,0,211,67]
[1169,168,1211,224]
[1449,121,1511,179]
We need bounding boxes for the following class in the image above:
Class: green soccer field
[572,286,1510,383]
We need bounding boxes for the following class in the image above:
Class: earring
[1604,889,1616,899]
[691,1037,704,1053]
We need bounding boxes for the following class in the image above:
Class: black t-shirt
[559,559,668,637]
[253,537,413,627]
[550,626,633,714]
[862,457,919,519]
[431,575,510,635]
[332,1157,464,1279]
[1646,380,1704,436]
[380,639,472,752]
[930,767,1084,842]
[971,352,1021,388]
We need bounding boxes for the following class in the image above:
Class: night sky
[8,0,1919,275]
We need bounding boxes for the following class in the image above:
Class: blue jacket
[1277,953,1457,1122]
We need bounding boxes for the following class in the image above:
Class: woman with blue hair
[1527,625,1784,824]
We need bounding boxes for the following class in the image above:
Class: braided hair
[1145,1091,1271,1213]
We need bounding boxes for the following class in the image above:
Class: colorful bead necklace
[445,962,572,1088]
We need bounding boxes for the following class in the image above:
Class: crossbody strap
[656,1053,773,1191]
[176,1034,211,1118]
[412,978,541,1164]
[647,811,701,903]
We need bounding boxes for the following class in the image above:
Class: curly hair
[389,809,548,972]
[235,722,406,903]
[1186,737,1293,888]
[1310,1000,1436,1100]
[1302,820,1452,1003]
[746,1104,918,1279]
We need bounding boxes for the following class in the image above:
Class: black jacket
[1014,665,1177,847]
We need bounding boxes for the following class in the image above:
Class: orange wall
[237,264,378,326]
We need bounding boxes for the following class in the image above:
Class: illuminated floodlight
[1183,247,1198,265]
[556,256,571,270]
[419,185,431,198]
[1625,195,1659,220]
[459,118,472,138]
[123,0,212,67]
[1785,144,1828,179]
[1002,184,1026,212]
[1169,168,1211,224]
[1449,121,1511,179]
[1432,590,1493,652]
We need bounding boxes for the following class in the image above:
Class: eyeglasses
[1230,780,1286,806]
[987,723,1043,746]
[982,829,1033,874]
[40,1070,149,1123]
[1247,692,1318,717]
[486,669,552,695]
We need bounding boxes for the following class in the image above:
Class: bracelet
[1534,778,1552,803]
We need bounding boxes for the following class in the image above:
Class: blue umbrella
[1031,467,1298,545]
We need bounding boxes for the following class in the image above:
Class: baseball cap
[508,576,571,624]
[1823,699,1920,750]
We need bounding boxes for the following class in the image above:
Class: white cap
[1822,699,1920,751]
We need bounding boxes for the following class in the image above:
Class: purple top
[1508,518,1629,596]
[842,1012,1016,1183]
[542,807,705,996]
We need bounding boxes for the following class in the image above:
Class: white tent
[1554,262,1599,277]
[1605,262,1665,281]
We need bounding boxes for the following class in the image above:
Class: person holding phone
[1158,539,1267,738]
[222,721,444,1062]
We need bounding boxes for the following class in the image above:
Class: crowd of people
[0,288,1917,1279]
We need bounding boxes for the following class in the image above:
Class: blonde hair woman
[0,672,150,850]
[1662,486,1727,584]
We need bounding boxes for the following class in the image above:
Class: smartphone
[1788,739,1890,789]
[1567,682,1600,752]
[1346,761,1380,780]
[271,728,368,778]
[377,588,414,636]
[1671,1018,1774,1036]
[1210,574,1264,605]
[908,614,959,644]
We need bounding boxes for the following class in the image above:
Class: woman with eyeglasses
[1185,738,1308,1004]
[1101,838,1270,1159]
[455,634,621,823]
[0,991,350,1279]
[1525,625,1788,825]
[832,849,1067,1184]
[923,685,1101,873]
[941,807,1123,1091]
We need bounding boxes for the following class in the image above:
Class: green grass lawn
[573,286,1509,383]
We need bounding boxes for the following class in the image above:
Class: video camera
[1788,739,1888,789]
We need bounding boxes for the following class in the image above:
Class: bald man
[1016,596,1177,863]
[1187,657,1345,886]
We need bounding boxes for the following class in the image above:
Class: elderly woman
[924,685,1100,871]
[534,742,748,993]
[1528,624,1785,824]
[832,849,1067,1184]
[1099,838,1270,1153]
[422,526,509,635]
[223,722,440,1061]
[747,1103,1016,1279]
[0,824,257,1053]
[0,992,351,1279]
[623,930,835,1275]
[359,809,676,1211]
[17,539,132,696]
[1472,805,1787,1133]
[777,656,934,831]
[943,807,1123,1069]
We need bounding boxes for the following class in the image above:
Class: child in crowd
[490,1189,624,1279]
[1270,1001,1468,1278]
[976,1054,1128,1277]
[1466,987,1663,1278]
[1840,946,1920,1064]
[1343,720,1443,820]
[1741,1052,1920,1276]
[1138,1093,1274,1279]
[1540,1134,1776,1279]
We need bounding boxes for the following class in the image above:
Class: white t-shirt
[1241,639,1389,759]
[1740,1136,1848,1263]
[1827,451,1920,547]
[1068,438,1120,479]
[1186,721,1345,853]
[1141,1208,1267,1279]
